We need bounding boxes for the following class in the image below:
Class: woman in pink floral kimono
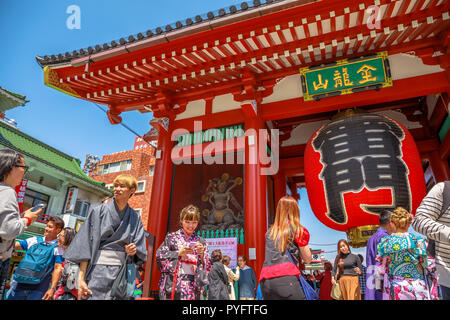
[377,207,431,300]
[156,205,212,300]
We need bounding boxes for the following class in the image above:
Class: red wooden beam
[416,138,440,153]
[276,25,289,44]
[418,18,447,41]
[408,20,434,42]
[352,34,364,54]
[384,27,403,47]
[429,93,449,133]
[262,72,449,121]
[424,0,441,10]
[171,137,246,161]
[342,37,351,56]
[382,0,397,20]
[397,0,413,17]
[280,156,304,177]
[315,19,323,37]
[410,0,427,12]
[121,35,441,112]
[440,130,450,160]
[171,108,245,132]
[330,11,336,33]
[58,2,444,85]
[294,48,307,65]
[301,22,311,39]
[355,4,365,26]
[343,9,350,30]
[50,0,447,110]
[291,176,306,184]
[257,36,440,82]
[288,24,300,42]
[363,31,377,51]
[284,51,296,67]
[55,0,387,80]
[280,144,307,158]
[396,24,418,44]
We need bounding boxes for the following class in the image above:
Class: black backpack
[426,181,450,258]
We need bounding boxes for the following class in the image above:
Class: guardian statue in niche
[200,173,244,231]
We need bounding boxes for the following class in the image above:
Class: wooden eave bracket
[106,106,122,125]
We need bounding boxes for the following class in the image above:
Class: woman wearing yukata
[156,204,212,300]
[377,207,431,300]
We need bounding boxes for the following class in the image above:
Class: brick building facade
[89,137,156,229]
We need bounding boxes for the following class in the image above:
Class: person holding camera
[0,149,42,300]
[156,205,211,300]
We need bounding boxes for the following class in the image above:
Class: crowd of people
[0,148,449,300]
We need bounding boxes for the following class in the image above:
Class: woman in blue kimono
[63,174,147,300]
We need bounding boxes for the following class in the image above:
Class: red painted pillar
[274,169,286,205]
[243,105,267,280]
[144,124,174,294]
[427,150,450,182]
[288,180,300,200]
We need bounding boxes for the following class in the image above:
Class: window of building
[149,166,155,176]
[23,189,50,214]
[74,200,90,217]
[98,160,132,175]
[136,181,146,193]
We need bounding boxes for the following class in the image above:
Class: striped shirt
[412,182,450,287]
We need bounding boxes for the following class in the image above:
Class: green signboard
[175,124,245,147]
[300,51,392,101]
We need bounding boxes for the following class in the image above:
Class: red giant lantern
[304,111,426,247]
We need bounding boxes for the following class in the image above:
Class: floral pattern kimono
[156,229,212,300]
[377,233,431,300]
[423,255,440,300]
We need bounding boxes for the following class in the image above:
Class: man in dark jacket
[208,250,229,300]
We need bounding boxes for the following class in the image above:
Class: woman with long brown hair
[259,196,312,299]
[332,239,362,300]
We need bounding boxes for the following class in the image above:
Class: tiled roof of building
[0,87,29,112]
[36,0,305,67]
[0,120,109,191]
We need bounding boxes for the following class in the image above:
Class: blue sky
[298,188,367,263]
[0,0,423,265]
[0,0,238,160]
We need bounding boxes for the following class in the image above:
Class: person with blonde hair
[259,196,312,299]
[63,174,147,300]
[377,207,430,300]
[156,204,211,300]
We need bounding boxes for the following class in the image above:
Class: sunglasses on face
[14,164,29,174]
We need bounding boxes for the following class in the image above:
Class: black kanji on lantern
[312,114,411,224]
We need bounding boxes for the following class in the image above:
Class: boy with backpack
[8,216,65,300]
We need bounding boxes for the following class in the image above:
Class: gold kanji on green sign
[299,51,392,101]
